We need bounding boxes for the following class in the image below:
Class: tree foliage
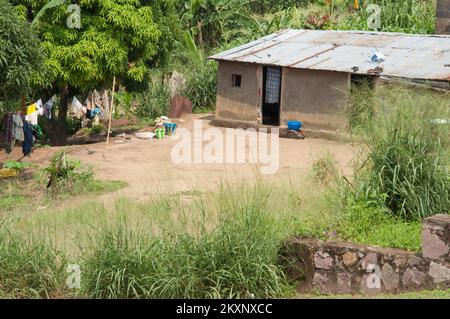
[28,0,162,90]
[0,0,44,102]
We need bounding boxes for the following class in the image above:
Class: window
[232,74,242,87]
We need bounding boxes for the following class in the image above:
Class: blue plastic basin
[287,121,302,131]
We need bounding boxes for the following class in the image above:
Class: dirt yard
[1,114,356,202]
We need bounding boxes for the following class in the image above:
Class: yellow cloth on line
[27,103,37,115]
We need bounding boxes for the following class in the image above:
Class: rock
[393,256,408,269]
[342,252,358,267]
[312,272,331,294]
[429,262,450,284]
[402,268,427,289]
[381,263,400,291]
[336,272,352,294]
[422,229,448,260]
[314,251,333,270]
[360,273,382,294]
[422,215,450,260]
[361,253,378,269]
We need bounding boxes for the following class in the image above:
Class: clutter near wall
[280,214,450,295]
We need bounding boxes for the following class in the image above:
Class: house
[209,29,450,131]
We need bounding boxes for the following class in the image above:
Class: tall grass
[0,220,67,298]
[348,84,450,220]
[81,183,293,298]
[182,61,217,112]
[135,81,170,120]
[340,0,436,34]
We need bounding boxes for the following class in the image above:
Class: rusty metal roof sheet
[209,29,450,81]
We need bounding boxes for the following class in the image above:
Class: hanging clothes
[25,110,39,125]
[90,106,103,119]
[101,90,110,120]
[43,96,55,119]
[12,114,24,142]
[22,121,33,156]
[26,103,37,115]
[93,90,102,108]
[2,113,14,154]
[36,99,43,109]
[71,96,87,119]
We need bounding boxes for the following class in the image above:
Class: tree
[13,0,165,145]
[0,0,45,113]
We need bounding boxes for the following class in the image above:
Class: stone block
[314,251,333,270]
[429,261,450,284]
[422,214,450,260]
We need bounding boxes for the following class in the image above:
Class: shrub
[45,151,126,198]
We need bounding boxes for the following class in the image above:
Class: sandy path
[1,114,356,203]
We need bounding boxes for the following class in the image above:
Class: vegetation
[0,0,44,113]
[82,184,292,298]
[0,153,126,212]
[0,221,67,298]
[346,85,450,220]
[1,0,448,299]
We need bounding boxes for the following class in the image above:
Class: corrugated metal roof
[209,29,450,81]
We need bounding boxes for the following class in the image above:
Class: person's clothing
[36,99,43,109]
[90,107,103,119]
[27,103,37,115]
[12,114,24,141]
[2,113,14,154]
[25,110,38,125]
[22,121,33,156]
[71,96,86,118]
[101,90,110,120]
[43,96,54,119]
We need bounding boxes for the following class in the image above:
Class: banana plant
[31,0,67,26]
[180,0,259,46]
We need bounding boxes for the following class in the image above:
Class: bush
[45,151,126,198]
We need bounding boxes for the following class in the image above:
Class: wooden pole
[21,95,26,114]
[104,76,116,159]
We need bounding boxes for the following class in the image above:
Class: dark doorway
[262,66,282,126]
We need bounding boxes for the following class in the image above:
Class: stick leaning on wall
[103,76,116,159]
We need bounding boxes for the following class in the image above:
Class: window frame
[232,74,242,88]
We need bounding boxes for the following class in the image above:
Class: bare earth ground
[1,113,356,204]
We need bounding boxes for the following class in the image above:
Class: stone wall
[280,214,450,295]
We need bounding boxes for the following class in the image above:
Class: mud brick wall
[280,214,450,295]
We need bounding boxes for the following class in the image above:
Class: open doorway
[262,66,282,126]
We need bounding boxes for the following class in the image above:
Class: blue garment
[22,121,33,156]
[90,107,103,118]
